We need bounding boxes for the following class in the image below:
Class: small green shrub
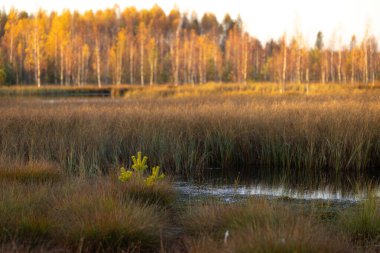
[119,152,165,186]
[118,152,173,205]
[340,195,380,243]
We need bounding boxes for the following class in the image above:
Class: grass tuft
[116,177,176,206]
[1,87,380,182]
[0,177,168,252]
[182,199,352,253]
[340,195,380,243]
[0,160,61,183]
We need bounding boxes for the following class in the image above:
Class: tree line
[0,5,378,86]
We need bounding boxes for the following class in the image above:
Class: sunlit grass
[340,195,380,244]
[116,177,176,206]
[0,177,168,252]
[1,86,380,182]
[0,160,61,183]
[182,199,352,253]
[0,83,379,252]
[1,82,380,98]
[0,173,377,252]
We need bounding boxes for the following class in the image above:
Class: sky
[1,0,379,47]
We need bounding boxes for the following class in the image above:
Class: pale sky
[2,0,379,47]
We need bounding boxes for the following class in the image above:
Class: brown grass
[0,177,169,252]
[114,177,177,206]
[0,159,61,183]
[182,199,353,253]
[0,85,379,182]
[0,173,376,252]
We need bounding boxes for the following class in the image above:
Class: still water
[175,181,380,203]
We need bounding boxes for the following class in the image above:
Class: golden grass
[115,177,177,206]
[182,199,353,253]
[340,195,380,245]
[0,160,61,183]
[2,82,380,98]
[0,176,169,252]
[0,85,380,181]
[0,171,377,252]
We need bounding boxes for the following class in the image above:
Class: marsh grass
[0,176,168,252]
[0,160,61,183]
[340,195,380,244]
[1,86,380,184]
[110,82,380,98]
[0,85,115,97]
[1,83,379,252]
[0,174,377,252]
[115,177,176,206]
[0,182,55,242]
[182,199,352,253]
[2,82,376,98]
[54,179,168,251]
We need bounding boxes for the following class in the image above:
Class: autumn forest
[0,5,378,87]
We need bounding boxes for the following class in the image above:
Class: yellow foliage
[118,152,165,186]
[145,166,165,186]
[131,151,148,174]
[118,167,133,182]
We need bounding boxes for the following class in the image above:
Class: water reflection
[185,167,380,203]
[175,181,380,203]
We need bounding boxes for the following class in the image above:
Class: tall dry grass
[0,175,170,252]
[0,87,380,181]
[181,199,353,253]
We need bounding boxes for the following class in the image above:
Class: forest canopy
[0,5,378,86]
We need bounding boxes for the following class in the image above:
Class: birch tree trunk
[140,37,144,86]
[242,34,249,85]
[60,44,64,85]
[296,48,301,84]
[188,37,194,85]
[95,38,101,87]
[364,41,368,84]
[338,49,342,83]
[34,20,41,88]
[321,52,325,84]
[351,52,355,85]
[129,44,134,84]
[330,51,334,83]
[174,29,180,86]
[282,38,287,92]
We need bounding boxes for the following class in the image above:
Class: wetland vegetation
[1,1,380,251]
[0,83,379,252]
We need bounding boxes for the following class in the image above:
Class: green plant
[119,152,165,186]
[145,166,165,186]
[340,194,380,242]
[118,168,133,182]
[131,152,148,174]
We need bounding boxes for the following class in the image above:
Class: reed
[182,199,352,253]
[0,177,168,252]
[0,84,379,182]
[115,178,176,206]
[340,195,380,244]
[0,160,61,183]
